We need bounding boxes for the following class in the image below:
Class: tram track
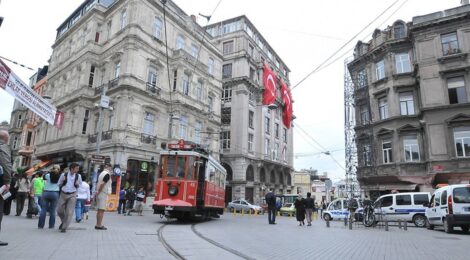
[157,221,255,260]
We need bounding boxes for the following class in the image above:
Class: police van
[373,192,430,227]
[323,198,361,221]
[425,184,470,233]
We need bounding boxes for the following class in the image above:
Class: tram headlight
[168,185,178,196]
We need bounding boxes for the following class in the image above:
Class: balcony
[141,133,157,145]
[88,130,113,144]
[94,77,120,95]
[146,82,161,96]
[18,145,34,156]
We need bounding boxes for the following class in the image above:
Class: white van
[425,184,470,233]
[323,198,361,221]
[373,192,430,227]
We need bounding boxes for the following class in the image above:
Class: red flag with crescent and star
[280,79,293,128]
[262,63,277,105]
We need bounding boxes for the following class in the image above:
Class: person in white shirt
[57,163,82,233]
[75,175,90,223]
[95,163,112,230]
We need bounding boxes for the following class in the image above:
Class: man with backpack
[57,163,82,233]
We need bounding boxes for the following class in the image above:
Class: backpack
[60,173,80,191]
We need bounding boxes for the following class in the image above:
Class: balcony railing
[141,133,157,145]
[94,77,120,95]
[146,82,161,95]
[88,130,113,144]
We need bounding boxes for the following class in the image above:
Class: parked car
[227,199,264,214]
[323,198,362,221]
[373,192,430,227]
[425,184,470,233]
[279,203,296,216]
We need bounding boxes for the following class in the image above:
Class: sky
[0,0,461,181]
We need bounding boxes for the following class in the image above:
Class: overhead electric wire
[290,0,402,91]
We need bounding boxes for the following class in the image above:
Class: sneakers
[60,229,66,233]
[0,241,8,246]
[95,226,107,230]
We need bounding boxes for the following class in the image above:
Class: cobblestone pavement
[0,208,469,260]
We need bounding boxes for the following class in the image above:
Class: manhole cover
[434,236,461,240]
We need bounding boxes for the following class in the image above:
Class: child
[125,186,135,216]
[135,187,145,216]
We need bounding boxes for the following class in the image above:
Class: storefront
[125,159,157,196]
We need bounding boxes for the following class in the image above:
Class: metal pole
[96,84,107,154]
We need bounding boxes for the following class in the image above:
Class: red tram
[153,140,226,220]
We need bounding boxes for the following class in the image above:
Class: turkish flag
[262,63,276,105]
[280,80,293,128]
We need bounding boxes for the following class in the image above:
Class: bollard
[326,218,330,228]
[404,221,408,231]
[241,209,244,216]
[344,217,348,226]
[349,218,353,230]
[385,220,389,231]
[233,208,236,216]
[398,220,402,229]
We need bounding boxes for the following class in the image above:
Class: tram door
[196,159,206,207]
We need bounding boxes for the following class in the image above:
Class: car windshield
[284,203,292,207]
[453,187,470,203]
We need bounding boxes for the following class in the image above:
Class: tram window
[176,156,186,178]
[159,157,166,178]
[187,156,195,180]
[166,156,176,177]
[215,171,220,186]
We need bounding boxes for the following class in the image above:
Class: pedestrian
[125,186,136,216]
[75,175,90,223]
[265,188,276,224]
[294,194,306,226]
[38,165,61,229]
[117,187,126,214]
[0,130,13,246]
[3,173,17,215]
[95,163,112,230]
[57,163,82,233]
[320,201,327,219]
[135,187,145,216]
[32,171,45,214]
[304,192,315,226]
[26,174,39,218]
[14,173,29,216]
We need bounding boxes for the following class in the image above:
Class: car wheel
[444,218,453,234]
[250,209,255,214]
[426,218,434,230]
[461,226,469,233]
[413,214,426,228]
[324,214,331,221]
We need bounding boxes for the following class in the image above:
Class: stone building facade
[206,16,294,204]
[348,3,470,198]
[33,0,223,194]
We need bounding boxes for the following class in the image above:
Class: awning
[25,160,51,176]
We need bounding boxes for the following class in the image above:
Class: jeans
[34,194,42,213]
[38,191,59,229]
[117,199,126,214]
[306,208,313,224]
[75,198,86,221]
[268,208,276,224]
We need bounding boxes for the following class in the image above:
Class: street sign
[100,95,110,108]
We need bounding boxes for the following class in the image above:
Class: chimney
[462,0,469,5]
[190,14,196,23]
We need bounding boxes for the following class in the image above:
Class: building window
[394,23,405,39]
[176,34,185,50]
[179,116,188,139]
[208,58,214,75]
[17,114,23,128]
[106,21,112,40]
[274,143,279,160]
[265,116,270,134]
[357,69,367,88]
[275,123,279,138]
[120,9,127,30]
[190,44,198,58]
[196,81,203,101]
[360,105,369,125]
[107,113,113,131]
[249,90,255,104]
[248,44,254,57]
[403,136,420,162]
[399,92,415,115]
[172,69,178,91]
[154,17,162,39]
[221,107,231,125]
[222,86,232,102]
[194,121,202,144]
[88,65,95,87]
[454,127,470,157]
[283,128,287,143]
[441,32,459,56]
[208,96,213,113]
[395,53,411,74]
[12,136,19,150]
[223,41,234,55]
[265,138,270,156]
[147,67,157,87]
[282,147,287,161]
[222,64,232,79]
[248,111,254,129]
[248,133,254,152]
[143,112,155,135]
[220,131,231,149]
[382,140,393,164]
[82,110,89,134]
[114,62,121,78]
[25,131,32,146]
[378,97,389,120]
[182,73,190,95]
[447,76,467,104]
[363,144,371,166]
[375,60,385,80]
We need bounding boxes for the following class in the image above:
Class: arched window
[278,172,283,185]
[260,168,266,182]
[246,165,254,181]
[394,22,405,39]
[270,170,275,184]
